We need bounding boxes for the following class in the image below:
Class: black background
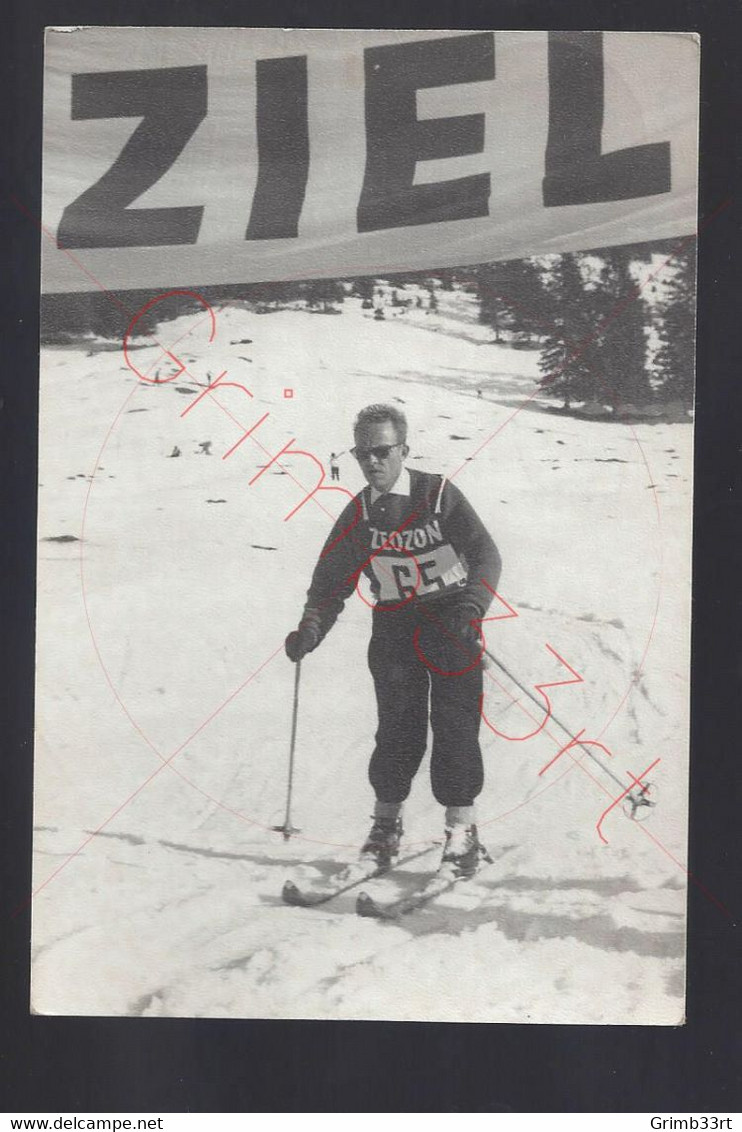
[2,0,740,1114]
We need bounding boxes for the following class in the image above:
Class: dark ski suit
[299,468,501,806]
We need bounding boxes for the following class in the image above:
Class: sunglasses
[351,442,403,462]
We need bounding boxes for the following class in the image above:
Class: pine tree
[302,279,345,311]
[477,258,547,343]
[265,280,294,308]
[538,254,598,408]
[353,277,375,302]
[476,264,513,341]
[596,248,653,408]
[653,249,696,408]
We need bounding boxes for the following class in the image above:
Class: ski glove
[444,602,482,646]
[285,621,321,663]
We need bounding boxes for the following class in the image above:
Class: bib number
[372,544,466,602]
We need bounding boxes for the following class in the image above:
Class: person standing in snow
[285,404,502,878]
[329,452,342,482]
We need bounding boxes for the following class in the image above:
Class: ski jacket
[300,469,501,644]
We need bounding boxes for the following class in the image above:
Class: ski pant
[367,602,484,807]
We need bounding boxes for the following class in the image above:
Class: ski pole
[483,648,657,817]
[272,658,303,840]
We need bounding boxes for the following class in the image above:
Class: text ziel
[58,32,671,250]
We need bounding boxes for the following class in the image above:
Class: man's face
[353,419,408,494]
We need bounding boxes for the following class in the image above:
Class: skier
[285,404,502,879]
[329,452,342,482]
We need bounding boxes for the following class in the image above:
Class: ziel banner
[42,28,698,293]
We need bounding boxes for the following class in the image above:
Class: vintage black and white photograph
[32,27,698,1022]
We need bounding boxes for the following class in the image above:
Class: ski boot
[360,815,403,871]
[440,824,492,879]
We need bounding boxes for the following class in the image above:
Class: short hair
[353,404,408,443]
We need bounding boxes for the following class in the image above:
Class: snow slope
[32,297,692,1022]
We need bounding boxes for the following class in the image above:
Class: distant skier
[285,404,502,879]
[329,452,343,482]
[197,441,212,455]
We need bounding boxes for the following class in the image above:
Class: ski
[281,843,439,908]
[356,853,493,920]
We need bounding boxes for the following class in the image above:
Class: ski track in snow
[32,297,691,1021]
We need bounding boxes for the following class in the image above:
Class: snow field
[32,297,691,1021]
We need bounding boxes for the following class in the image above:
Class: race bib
[370,544,467,603]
